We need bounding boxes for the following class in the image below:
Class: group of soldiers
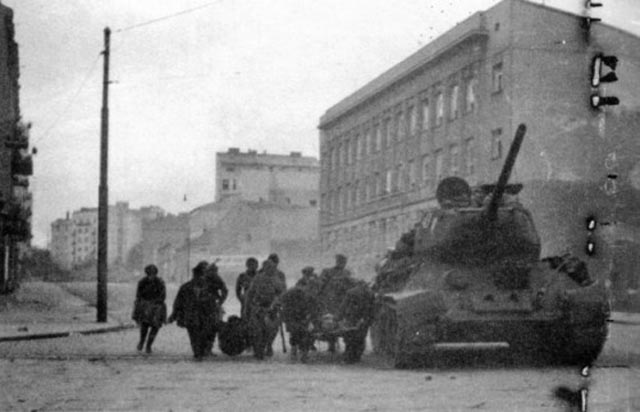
[132,253,375,363]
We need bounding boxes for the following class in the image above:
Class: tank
[370,124,610,368]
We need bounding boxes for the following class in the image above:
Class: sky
[2,0,639,247]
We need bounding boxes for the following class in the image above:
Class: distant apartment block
[216,148,319,207]
[50,203,165,270]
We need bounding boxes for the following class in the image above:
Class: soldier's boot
[290,345,298,361]
[300,349,309,363]
[145,327,159,354]
[138,325,149,351]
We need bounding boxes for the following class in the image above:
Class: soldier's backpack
[218,315,250,356]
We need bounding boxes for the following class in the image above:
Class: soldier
[244,259,286,359]
[235,257,258,317]
[295,266,321,295]
[319,254,356,353]
[132,264,167,354]
[278,285,320,363]
[267,253,287,290]
[203,262,228,356]
[168,261,219,361]
[338,281,376,364]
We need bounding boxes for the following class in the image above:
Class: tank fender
[562,280,611,325]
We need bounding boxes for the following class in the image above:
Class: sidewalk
[0,281,134,342]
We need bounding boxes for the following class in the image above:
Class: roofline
[318,11,488,129]
[318,0,640,129]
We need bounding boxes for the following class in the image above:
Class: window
[381,119,389,148]
[389,116,396,144]
[393,164,402,192]
[421,99,430,130]
[353,181,359,206]
[226,167,235,172]
[435,92,444,126]
[385,169,392,194]
[464,137,475,176]
[492,62,503,93]
[351,137,358,164]
[466,77,477,113]
[491,128,503,160]
[407,105,416,135]
[334,145,340,169]
[232,179,237,190]
[449,84,459,120]
[422,155,431,187]
[435,150,444,182]
[373,172,380,198]
[450,144,460,176]
[222,179,229,190]
[396,111,405,141]
[374,125,381,153]
[310,199,317,207]
[344,138,351,165]
[361,131,369,158]
[408,159,417,188]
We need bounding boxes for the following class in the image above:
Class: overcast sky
[3,0,639,247]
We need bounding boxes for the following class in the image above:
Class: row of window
[321,137,477,217]
[221,178,238,191]
[322,63,495,172]
[321,212,421,252]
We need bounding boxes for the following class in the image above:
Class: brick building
[318,0,640,277]
[216,148,319,207]
[0,3,32,292]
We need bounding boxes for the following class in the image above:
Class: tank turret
[414,123,540,268]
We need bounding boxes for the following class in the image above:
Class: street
[0,283,639,411]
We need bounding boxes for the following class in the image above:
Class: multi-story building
[0,3,32,292]
[318,0,640,278]
[50,203,165,271]
[216,148,319,207]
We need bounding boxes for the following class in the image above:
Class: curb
[0,323,136,343]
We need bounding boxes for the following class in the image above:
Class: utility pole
[97,27,110,323]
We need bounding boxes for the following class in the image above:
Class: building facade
[0,3,33,293]
[50,203,165,271]
[215,148,319,207]
[318,0,640,278]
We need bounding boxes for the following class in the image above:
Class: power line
[115,1,219,33]
[34,53,101,145]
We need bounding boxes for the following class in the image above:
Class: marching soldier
[203,262,228,356]
[132,264,167,354]
[168,261,219,361]
[279,285,320,363]
[318,254,356,353]
[245,259,286,359]
[235,257,259,317]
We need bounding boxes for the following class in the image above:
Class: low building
[216,148,319,207]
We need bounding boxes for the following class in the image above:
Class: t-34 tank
[370,124,610,368]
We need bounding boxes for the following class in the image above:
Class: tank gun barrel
[486,123,527,221]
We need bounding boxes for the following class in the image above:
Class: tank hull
[371,276,610,368]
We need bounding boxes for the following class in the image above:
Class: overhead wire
[33,52,101,145]
[115,1,219,33]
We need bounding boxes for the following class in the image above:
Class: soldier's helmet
[268,253,280,265]
[193,261,209,277]
[302,266,314,276]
